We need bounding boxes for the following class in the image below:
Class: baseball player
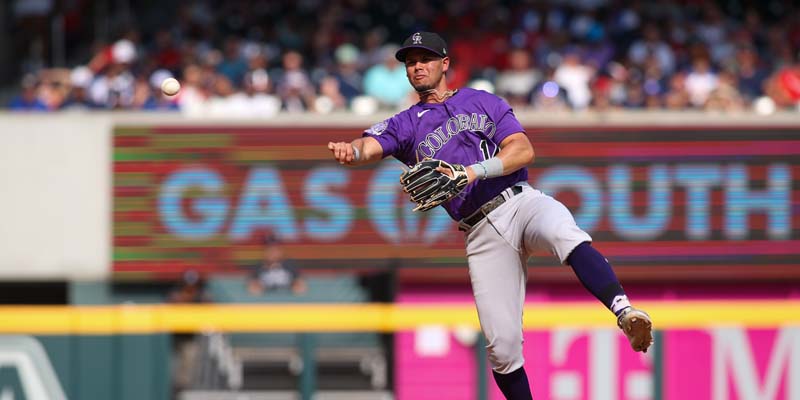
[328,32,652,399]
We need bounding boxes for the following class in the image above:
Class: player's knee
[486,335,524,374]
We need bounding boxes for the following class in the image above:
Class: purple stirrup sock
[493,367,533,400]
[566,241,631,316]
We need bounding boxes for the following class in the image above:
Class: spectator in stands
[167,269,211,394]
[242,47,274,96]
[248,236,306,296]
[495,48,540,108]
[168,270,212,303]
[132,71,179,111]
[205,74,238,116]
[36,69,71,110]
[62,66,98,110]
[589,74,617,111]
[705,70,745,112]
[623,56,668,109]
[242,68,281,117]
[275,50,316,112]
[641,56,668,98]
[131,77,156,110]
[331,43,364,106]
[733,45,769,102]
[553,48,595,109]
[530,69,570,111]
[685,56,719,108]
[317,75,348,113]
[8,73,47,111]
[603,62,630,107]
[623,79,647,109]
[764,63,800,109]
[363,44,411,109]
[217,37,248,88]
[87,39,138,109]
[87,63,134,109]
[175,63,208,115]
[663,71,691,109]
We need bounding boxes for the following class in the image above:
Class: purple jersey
[363,88,528,221]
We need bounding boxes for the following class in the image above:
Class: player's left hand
[400,158,469,212]
[435,166,478,185]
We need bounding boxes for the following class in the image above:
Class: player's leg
[465,217,532,399]
[514,188,653,352]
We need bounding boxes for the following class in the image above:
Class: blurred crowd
[7,0,800,115]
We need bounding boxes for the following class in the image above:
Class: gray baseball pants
[464,183,592,373]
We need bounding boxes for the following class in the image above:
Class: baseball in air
[161,77,181,96]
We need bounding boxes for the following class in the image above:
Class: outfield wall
[0,300,798,400]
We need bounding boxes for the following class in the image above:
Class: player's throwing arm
[327,137,383,166]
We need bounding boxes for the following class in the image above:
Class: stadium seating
[206,275,386,391]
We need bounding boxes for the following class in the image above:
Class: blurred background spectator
[495,48,541,108]
[8,73,48,111]
[363,44,411,109]
[2,0,799,114]
[328,43,364,107]
[167,269,212,394]
[554,49,596,109]
[168,270,212,304]
[275,49,316,113]
[248,235,307,296]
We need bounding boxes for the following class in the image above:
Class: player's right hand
[327,141,355,164]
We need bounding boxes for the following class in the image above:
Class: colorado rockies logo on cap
[395,32,449,62]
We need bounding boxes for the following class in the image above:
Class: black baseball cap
[395,32,448,62]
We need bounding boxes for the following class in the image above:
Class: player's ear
[441,57,450,73]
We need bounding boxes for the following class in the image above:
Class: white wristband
[469,157,503,180]
[470,163,488,179]
[352,143,361,161]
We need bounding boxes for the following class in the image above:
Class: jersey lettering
[415,112,494,161]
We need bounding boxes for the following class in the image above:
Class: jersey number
[479,140,496,160]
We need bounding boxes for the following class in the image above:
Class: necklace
[440,89,458,101]
[420,88,458,103]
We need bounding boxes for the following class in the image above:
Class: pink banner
[666,329,796,400]
[396,321,799,399]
